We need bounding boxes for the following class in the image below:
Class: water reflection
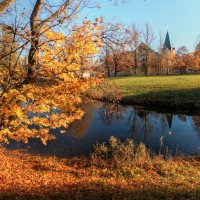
[192,116,200,139]
[98,104,124,125]
[6,102,200,157]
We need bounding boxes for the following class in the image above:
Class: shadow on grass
[1,181,200,200]
[121,87,200,114]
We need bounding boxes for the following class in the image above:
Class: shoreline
[120,98,200,114]
[90,96,200,115]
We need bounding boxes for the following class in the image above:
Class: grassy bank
[110,75,200,110]
[0,137,200,200]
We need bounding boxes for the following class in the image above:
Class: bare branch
[39,0,72,27]
[0,0,16,14]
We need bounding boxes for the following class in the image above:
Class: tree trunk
[27,0,44,79]
[114,56,118,77]
[107,67,110,77]
[27,0,72,79]
[134,50,137,75]
[145,50,148,76]
[105,56,110,77]
[114,63,118,77]
[114,67,117,77]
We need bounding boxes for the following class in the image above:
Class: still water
[7,101,200,157]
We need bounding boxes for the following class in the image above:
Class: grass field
[111,75,200,111]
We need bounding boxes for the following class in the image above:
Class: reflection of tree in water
[67,103,97,138]
[127,109,138,138]
[178,115,187,122]
[127,109,152,143]
[98,103,124,126]
[151,112,168,135]
[127,109,174,142]
[192,116,200,139]
[138,110,148,142]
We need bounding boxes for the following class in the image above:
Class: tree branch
[0,0,16,14]
[39,0,72,27]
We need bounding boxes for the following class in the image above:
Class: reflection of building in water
[166,114,174,135]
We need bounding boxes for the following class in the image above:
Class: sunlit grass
[111,75,200,108]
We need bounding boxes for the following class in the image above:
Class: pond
[6,101,200,157]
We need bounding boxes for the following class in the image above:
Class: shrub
[91,136,151,168]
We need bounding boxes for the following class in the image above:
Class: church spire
[163,31,172,50]
[166,114,173,135]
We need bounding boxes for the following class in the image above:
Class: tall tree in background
[194,43,200,69]
[0,26,19,69]
[157,32,165,75]
[126,24,141,75]
[100,22,129,77]
[100,43,112,77]
[174,46,194,73]
[109,38,126,77]
[142,23,156,75]
[100,22,121,77]
[164,49,176,74]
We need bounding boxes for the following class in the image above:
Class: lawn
[111,75,200,110]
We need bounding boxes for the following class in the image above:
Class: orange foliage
[0,147,199,199]
[0,21,102,144]
[194,43,200,69]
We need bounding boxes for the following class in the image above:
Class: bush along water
[91,136,152,169]
[91,137,200,181]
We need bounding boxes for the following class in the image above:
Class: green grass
[110,75,200,110]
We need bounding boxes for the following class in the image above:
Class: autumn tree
[162,49,176,74]
[156,32,166,75]
[99,22,120,77]
[100,22,130,77]
[0,0,104,144]
[100,43,112,77]
[194,43,200,69]
[173,46,194,73]
[147,52,159,75]
[142,23,156,75]
[126,24,141,75]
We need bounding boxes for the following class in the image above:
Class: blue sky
[82,0,200,52]
[2,0,199,52]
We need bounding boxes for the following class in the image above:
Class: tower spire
[163,31,172,50]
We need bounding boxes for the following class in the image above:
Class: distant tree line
[98,22,200,77]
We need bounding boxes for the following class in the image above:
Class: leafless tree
[100,22,128,77]
[126,24,141,75]
[142,23,156,75]
[157,31,164,75]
